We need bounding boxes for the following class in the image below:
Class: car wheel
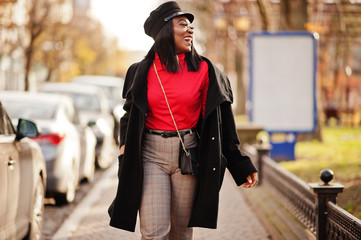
[85,160,95,183]
[95,155,109,169]
[95,141,115,169]
[55,163,78,205]
[24,177,45,240]
[55,176,76,205]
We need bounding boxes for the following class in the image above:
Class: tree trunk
[45,67,53,82]
[23,0,50,91]
[280,0,308,31]
[279,0,292,30]
[293,0,308,30]
[24,37,34,91]
[256,0,270,30]
[235,44,246,115]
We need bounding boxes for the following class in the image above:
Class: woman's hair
[144,20,203,73]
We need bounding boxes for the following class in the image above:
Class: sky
[90,0,158,51]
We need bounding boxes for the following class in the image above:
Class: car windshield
[100,86,122,105]
[67,92,101,112]
[42,90,101,113]
[2,100,55,120]
[100,86,113,99]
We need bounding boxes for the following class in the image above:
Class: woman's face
[173,16,194,53]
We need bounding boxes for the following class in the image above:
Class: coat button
[211,137,215,140]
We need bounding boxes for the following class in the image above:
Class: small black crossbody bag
[178,134,199,175]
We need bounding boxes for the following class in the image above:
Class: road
[42,168,107,240]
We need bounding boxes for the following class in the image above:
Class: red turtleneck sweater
[145,53,209,131]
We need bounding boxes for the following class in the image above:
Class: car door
[62,99,81,182]
[0,103,19,239]
[0,135,9,240]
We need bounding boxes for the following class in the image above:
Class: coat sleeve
[220,102,258,186]
[119,63,139,147]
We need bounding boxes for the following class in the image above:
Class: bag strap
[153,62,189,156]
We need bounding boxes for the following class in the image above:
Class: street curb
[51,163,116,240]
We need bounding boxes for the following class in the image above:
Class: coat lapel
[203,57,233,120]
[128,58,153,115]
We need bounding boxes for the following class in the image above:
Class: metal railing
[241,143,361,240]
[326,202,361,239]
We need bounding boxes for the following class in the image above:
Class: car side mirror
[15,118,40,141]
[87,120,96,127]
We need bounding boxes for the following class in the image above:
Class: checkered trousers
[139,131,198,240]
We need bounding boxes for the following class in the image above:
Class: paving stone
[66,168,271,240]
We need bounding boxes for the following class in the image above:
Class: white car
[40,83,116,169]
[1,92,82,205]
[71,75,124,110]
[71,75,125,144]
[0,101,46,239]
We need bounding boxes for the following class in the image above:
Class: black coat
[108,57,257,231]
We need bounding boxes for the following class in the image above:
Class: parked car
[0,92,82,205]
[71,75,125,144]
[40,83,116,169]
[71,75,124,109]
[0,101,46,240]
[77,121,97,183]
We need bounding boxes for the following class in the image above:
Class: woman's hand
[119,145,125,155]
[242,172,258,188]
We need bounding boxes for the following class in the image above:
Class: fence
[241,143,361,240]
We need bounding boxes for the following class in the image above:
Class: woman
[108,1,258,239]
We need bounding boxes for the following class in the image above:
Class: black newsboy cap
[144,1,194,39]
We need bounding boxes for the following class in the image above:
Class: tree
[66,17,119,79]
[256,0,271,30]
[33,21,71,82]
[31,0,123,83]
[279,0,308,31]
[24,0,52,90]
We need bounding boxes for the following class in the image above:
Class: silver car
[71,75,125,144]
[71,75,124,109]
[0,101,46,240]
[1,92,81,205]
[40,82,116,169]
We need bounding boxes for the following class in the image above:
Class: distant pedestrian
[108,1,258,239]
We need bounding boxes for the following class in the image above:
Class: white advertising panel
[248,32,317,133]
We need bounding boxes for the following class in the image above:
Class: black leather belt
[145,129,193,138]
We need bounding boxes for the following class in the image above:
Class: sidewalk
[52,164,271,240]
